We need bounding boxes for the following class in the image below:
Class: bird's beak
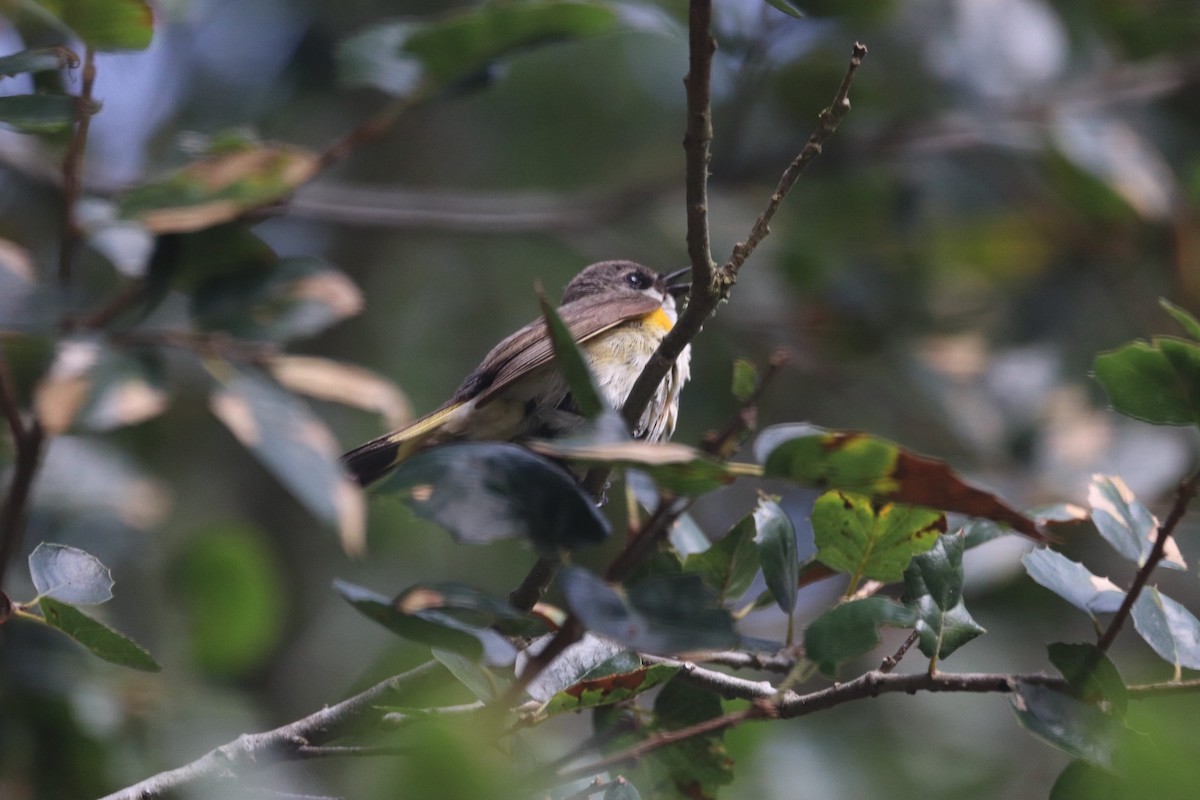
[663,267,692,297]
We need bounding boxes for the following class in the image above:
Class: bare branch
[620,41,866,436]
[700,348,789,460]
[682,0,716,284]
[689,648,799,674]
[556,705,765,783]
[99,660,441,800]
[0,344,26,446]
[880,630,920,674]
[287,180,673,233]
[0,345,44,589]
[315,96,420,174]
[57,47,96,286]
[109,329,280,363]
[724,42,867,278]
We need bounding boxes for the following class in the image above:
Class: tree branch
[700,348,788,460]
[556,705,766,783]
[682,0,716,284]
[620,41,867,435]
[0,346,44,590]
[99,660,441,800]
[723,42,867,279]
[57,46,96,286]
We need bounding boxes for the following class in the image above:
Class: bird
[341,260,692,486]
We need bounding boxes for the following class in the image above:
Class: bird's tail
[341,402,467,486]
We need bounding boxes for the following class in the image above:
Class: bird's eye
[625,271,651,290]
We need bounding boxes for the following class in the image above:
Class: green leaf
[803,597,918,677]
[333,579,518,666]
[764,0,806,19]
[377,442,609,551]
[1010,682,1122,767]
[1048,643,1128,718]
[1131,586,1200,671]
[117,143,319,233]
[38,597,160,671]
[0,47,78,78]
[1088,474,1185,570]
[539,292,604,419]
[37,0,154,50]
[173,524,286,678]
[208,367,365,555]
[1022,548,1125,618]
[812,490,945,588]
[34,338,168,435]
[756,424,1045,541]
[683,513,760,602]
[28,542,113,605]
[433,647,510,702]
[0,93,79,133]
[753,497,797,616]
[338,2,633,98]
[901,533,985,660]
[561,569,738,654]
[192,256,363,343]
[731,358,758,401]
[1160,298,1200,340]
[1092,337,1200,425]
[542,660,678,716]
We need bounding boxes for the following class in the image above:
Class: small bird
[342,260,692,486]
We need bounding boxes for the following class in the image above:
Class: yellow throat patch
[645,307,674,332]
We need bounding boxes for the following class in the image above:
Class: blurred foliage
[2,0,1200,799]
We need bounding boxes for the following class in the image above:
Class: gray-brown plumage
[341,260,691,486]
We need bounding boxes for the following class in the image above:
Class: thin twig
[556,705,768,783]
[287,180,674,232]
[1128,678,1200,697]
[57,46,96,286]
[109,329,280,363]
[0,346,44,589]
[99,660,441,800]
[880,630,920,674]
[690,648,799,674]
[316,96,420,173]
[69,280,147,330]
[620,42,866,435]
[0,419,44,591]
[724,42,867,278]
[682,0,716,285]
[700,348,789,460]
[0,345,26,446]
[509,553,562,613]
[1094,469,1200,656]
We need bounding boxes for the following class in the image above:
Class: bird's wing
[458,293,662,407]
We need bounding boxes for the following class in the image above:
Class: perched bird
[342,260,692,485]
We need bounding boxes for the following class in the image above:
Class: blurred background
[2,0,1200,797]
